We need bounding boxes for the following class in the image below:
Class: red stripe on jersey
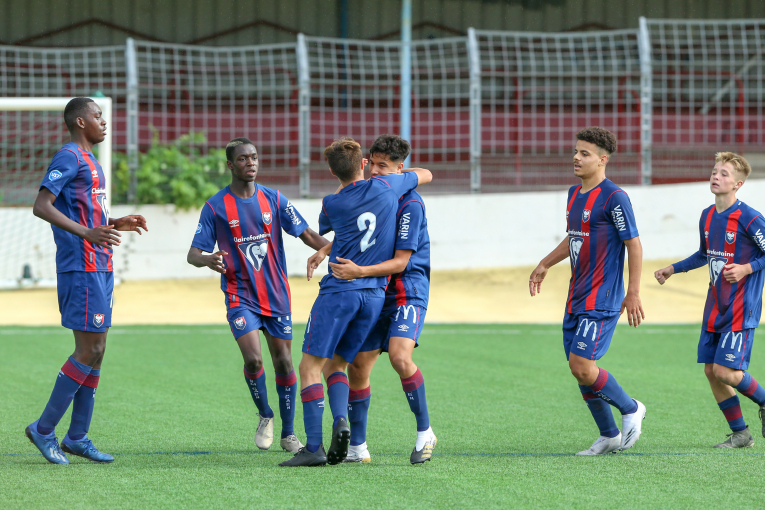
[602,190,626,210]
[727,209,745,330]
[79,149,100,272]
[393,274,407,306]
[746,214,763,231]
[567,187,601,313]
[703,207,715,253]
[61,148,81,163]
[564,186,582,313]
[707,290,719,331]
[565,186,582,225]
[223,194,241,309]
[397,200,424,215]
[254,189,274,316]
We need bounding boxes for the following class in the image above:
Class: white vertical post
[297,33,311,198]
[638,17,653,185]
[400,0,412,167]
[126,38,140,203]
[467,28,482,193]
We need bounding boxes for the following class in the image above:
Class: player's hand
[723,263,752,283]
[112,215,148,234]
[654,265,674,285]
[85,225,121,248]
[307,250,327,281]
[206,250,227,274]
[329,257,362,280]
[529,263,548,297]
[620,291,645,327]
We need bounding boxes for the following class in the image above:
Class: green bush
[113,131,229,209]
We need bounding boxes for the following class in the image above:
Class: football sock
[326,372,349,428]
[274,370,297,439]
[401,368,430,432]
[301,384,325,453]
[244,366,274,419]
[735,372,765,406]
[67,369,100,441]
[579,385,620,438]
[589,368,638,415]
[718,395,747,432]
[415,427,434,451]
[348,386,371,446]
[37,356,92,436]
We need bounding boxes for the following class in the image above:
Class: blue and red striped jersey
[565,179,639,313]
[385,189,430,308]
[318,173,419,294]
[39,142,112,273]
[192,185,308,317]
[673,201,765,332]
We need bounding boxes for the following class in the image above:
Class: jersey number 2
[357,212,377,252]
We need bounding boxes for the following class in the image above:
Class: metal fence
[1,18,764,204]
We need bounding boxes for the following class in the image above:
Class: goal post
[0,96,113,289]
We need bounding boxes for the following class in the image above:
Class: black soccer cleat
[326,416,351,465]
[278,444,327,467]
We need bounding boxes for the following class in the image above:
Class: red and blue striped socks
[274,370,297,439]
[589,368,638,415]
[301,383,325,453]
[348,386,371,446]
[579,385,620,438]
[67,369,100,441]
[401,368,430,431]
[736,372,765,406]
[718,395,747,432]
[37,356,93,436]
[244,366,274,418]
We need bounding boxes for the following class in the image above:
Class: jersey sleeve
[605,190,639,241]
[672,211,708,273]
[40,149,79,196]
[745,213,765,273]
[318,198,333,236]
[377,172,419,199]
[191,202,217,253]
[394,200,424,252]
[278,192,309,238]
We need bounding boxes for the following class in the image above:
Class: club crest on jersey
[726,231,736,244]
[196,223,202,234]
[234,316,246,330]
[229,219,239,227]
[582,209,591,223]
[93,314,104,328]
[238,240,269,271]
[708,256,727,284]
[49,170,62,181]
[262,212,272,225]
[569,237,584,267]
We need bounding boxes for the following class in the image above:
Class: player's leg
[345,350,378,463]
[235,326,277,450]
[261,326,302,452]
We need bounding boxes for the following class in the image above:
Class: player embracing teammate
[655,152,765,447]
[530,127,647,455]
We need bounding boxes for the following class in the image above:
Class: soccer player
[279,137,432,467]
[187,138,328,453]
[529,127,647,455]
[307,134,435,464]
[654,152,765,448]
[25,97,148,464]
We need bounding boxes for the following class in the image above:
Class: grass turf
[2,323,765,509]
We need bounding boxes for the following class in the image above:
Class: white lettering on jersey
[755,229,765,253]
[358,212,377,252]
[284,201,302,226]
[399,212,411,240]
[611,204,626,232]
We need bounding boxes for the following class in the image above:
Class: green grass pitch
[2,323,765,509]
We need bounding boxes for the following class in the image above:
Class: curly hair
[368,134,411,163]
[324,137,363,181]
[225,137,255,162]
[716,151,752,180]
[576,127,617,155]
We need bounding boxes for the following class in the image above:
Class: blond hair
[715,151,752,181]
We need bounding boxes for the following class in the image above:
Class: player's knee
[389,353,415,377]
[703,364,716,381]
[712,364,739,386]
[568,363,595,385]
[271,353,293,375]
[243,356,264,374]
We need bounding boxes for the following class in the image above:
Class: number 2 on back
[357,212,377,252]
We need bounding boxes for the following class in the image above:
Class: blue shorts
[303,288,385,363]
[562,310,619,361]
[57,271,113,333]
[698,329,755,370]
[227,306,293,340]
[361,303,427,353]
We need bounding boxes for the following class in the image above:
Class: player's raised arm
[529,237,569,297]
[655,210,709,285]
[402,167,433,186]
[621,236,645,327]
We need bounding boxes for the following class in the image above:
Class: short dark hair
[576,127,617,155]
[226,137,256,162]
[324,137,363,181]
[64,97,95,132]
[368,134,411,163]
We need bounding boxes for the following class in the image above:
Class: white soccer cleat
[576,434,622,455]
[620,400,646,451]
[344,442,371,463]
[279,434,304,453]
[254,414,274,450]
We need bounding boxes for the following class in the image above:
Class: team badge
[93,314,104,327]
[234,316,246,330]
[196,223,202,234]
[582,209,591,223]
[708,256,727,284]
[262,212,272,225]
[49,170,62,181]
[726,231,736,244]
[238,240,269,271]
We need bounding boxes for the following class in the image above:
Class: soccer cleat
[280,434,304,453]
[619,400,646,451]
[254,414,274,450]
[759,405,765,438]
[61,435,114,463]
[278,445,327,467]
[410,430,437,464]
[25,421,69,465]
[326,416,351,465]
[714,427,754,448]
[576,434,622,455]
[344,442,371,463]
